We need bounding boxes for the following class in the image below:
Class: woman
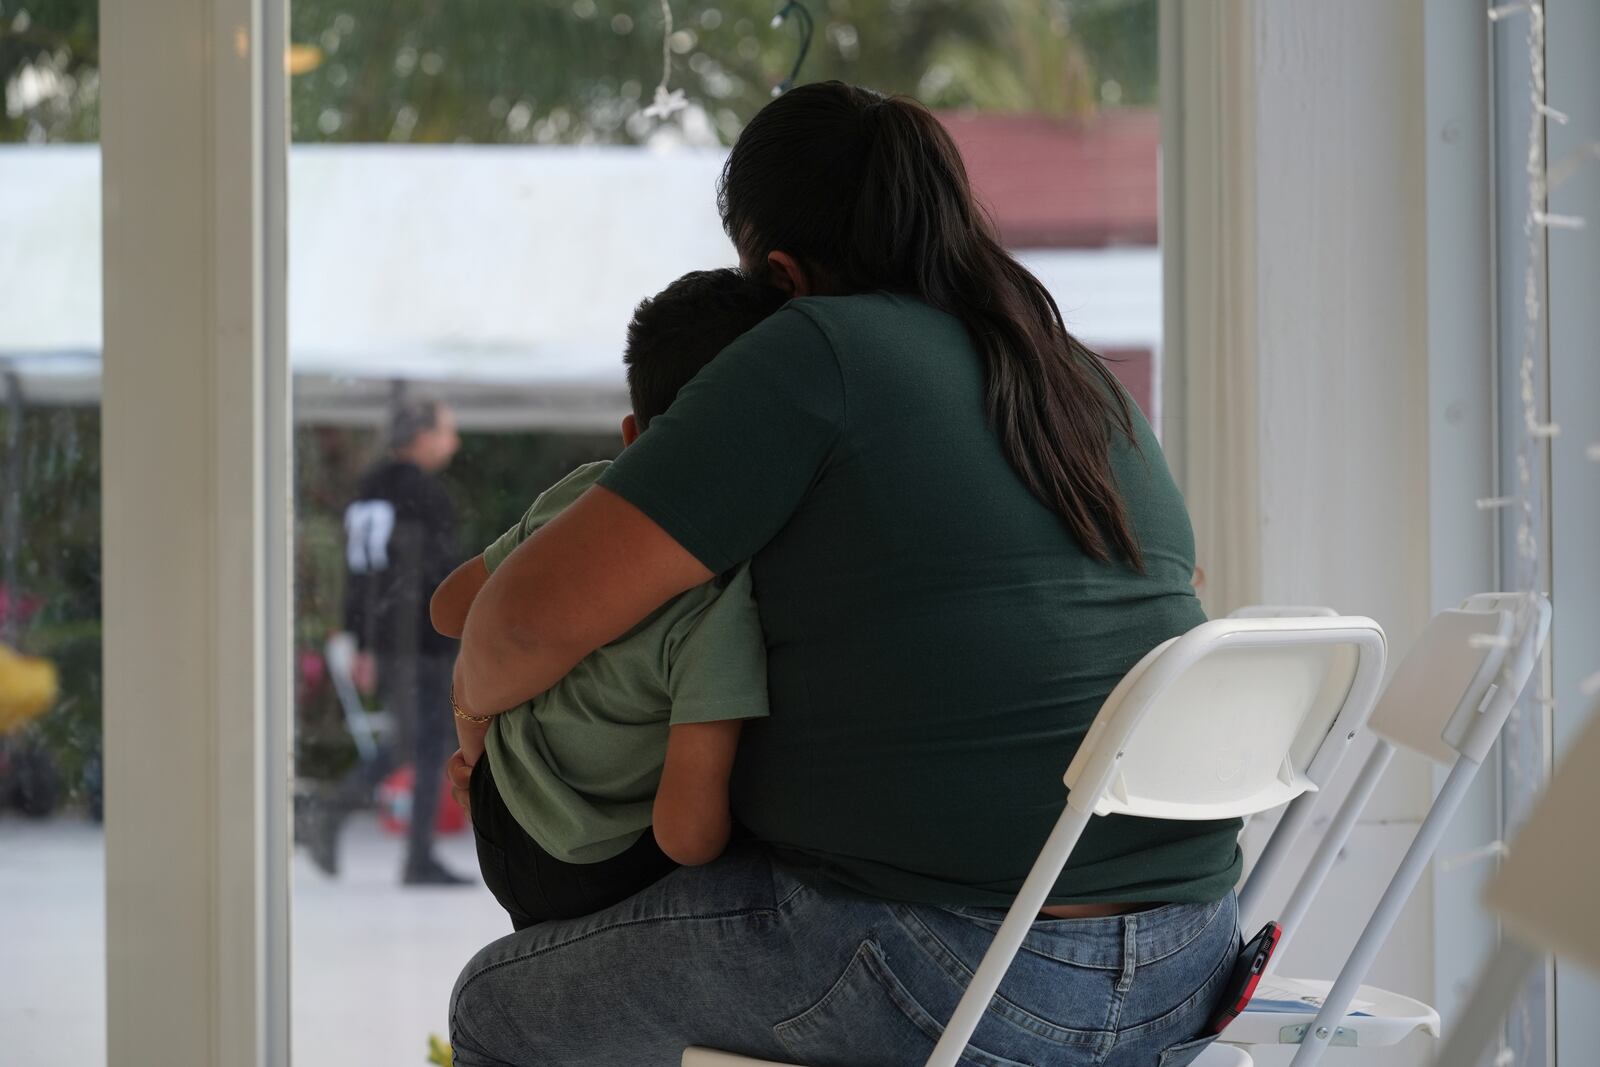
[448,82,1241,1067]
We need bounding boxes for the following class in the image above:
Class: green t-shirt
[599,293,1241,906]
[482,461,769,864]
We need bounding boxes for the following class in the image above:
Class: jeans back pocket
[775,940,1033,1067]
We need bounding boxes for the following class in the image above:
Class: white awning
[0,144,1159,430]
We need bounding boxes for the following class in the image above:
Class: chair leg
[1238,790,1320,932]
[923,802,1096,1067]
[1272,742,1394,961]
[1287,757,1481,1067]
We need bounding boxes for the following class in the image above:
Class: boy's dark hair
[624,268,787,428]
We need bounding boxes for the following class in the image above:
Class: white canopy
[0,145,1159,430]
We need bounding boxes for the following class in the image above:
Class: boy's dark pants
[468,753,677,930]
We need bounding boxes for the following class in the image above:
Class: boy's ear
[765,251,814,297]
[621,413,641,447]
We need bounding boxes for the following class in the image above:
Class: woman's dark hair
[718,82,1143,568]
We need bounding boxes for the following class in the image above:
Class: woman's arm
[652,719,744,866]
[430,554,489,638]
[453,484,713,724]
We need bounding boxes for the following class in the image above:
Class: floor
[0,812,510,1067]
[3,809,1444,1067]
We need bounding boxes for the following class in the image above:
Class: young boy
[429,269,785,929]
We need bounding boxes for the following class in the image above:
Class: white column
[1421,0,1500,1036]
[100,0,290,1063]
[1166,6,1444,1063]
[1160,0,1263,616]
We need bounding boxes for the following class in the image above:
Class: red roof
[938,109,1159,249]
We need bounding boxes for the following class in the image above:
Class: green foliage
[1064,0,1158,107]
[440,428,620,555]
[0,405,102,801]
[285,0,1112,144]
[0,0,98,141]
[4,0,1157,144]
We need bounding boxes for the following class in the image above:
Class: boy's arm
[652,719,745,866]
[431,554,490,639]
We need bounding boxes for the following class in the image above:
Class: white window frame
[100,0,290,1063]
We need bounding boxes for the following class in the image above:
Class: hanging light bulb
[644,0,689,121]
[769,1,815,97]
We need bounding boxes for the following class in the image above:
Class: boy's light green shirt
[481,460,769,863]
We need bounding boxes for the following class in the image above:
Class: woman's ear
[765,251,814,297]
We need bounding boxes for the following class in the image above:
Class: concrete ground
[1,812,508,1067]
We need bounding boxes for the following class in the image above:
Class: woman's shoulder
[783,292,965,349]
[786,290,943,320]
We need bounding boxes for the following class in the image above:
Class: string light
[643,0,688,120]
[1469,633,1515,650]
[1488,3,1531,21]
[1532,211,1585,230]
[1535,102,1569,125]
[1440,839,1510,873]
[769,2,815,96]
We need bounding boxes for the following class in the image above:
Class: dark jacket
[342,459,459,657]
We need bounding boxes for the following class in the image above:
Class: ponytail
[719,82,1144,568]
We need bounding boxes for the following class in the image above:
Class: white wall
[1247,6,1434,1063]
[1170,3,1443,1064]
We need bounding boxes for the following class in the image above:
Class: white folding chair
[1222,592,1551,1065]
[1228,606,1339,620]
[684,614,1388,1067]
[1431,698,1600,1067]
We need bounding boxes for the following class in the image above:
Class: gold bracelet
[451,687,493,725]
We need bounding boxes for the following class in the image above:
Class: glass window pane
[0,2,106,1062]
[286,3,1156,1062]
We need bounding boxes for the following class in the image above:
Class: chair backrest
[925,615,1385,1067]
[1229,605,1340,619]
[1369,592,1550,765]
[1485,698,1600,972]
[1064,617,1387,821]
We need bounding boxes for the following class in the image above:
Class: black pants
[379,650,455,873]
[469,753,678,930]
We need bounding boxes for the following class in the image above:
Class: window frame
[100,0,291,1062]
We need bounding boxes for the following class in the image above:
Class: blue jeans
[450,845,1239,1067]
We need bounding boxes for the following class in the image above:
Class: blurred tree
[2,0,1157,145]
[0,0,98,141]
[0,405,102,806]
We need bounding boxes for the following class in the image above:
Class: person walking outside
[337,398,471,886]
